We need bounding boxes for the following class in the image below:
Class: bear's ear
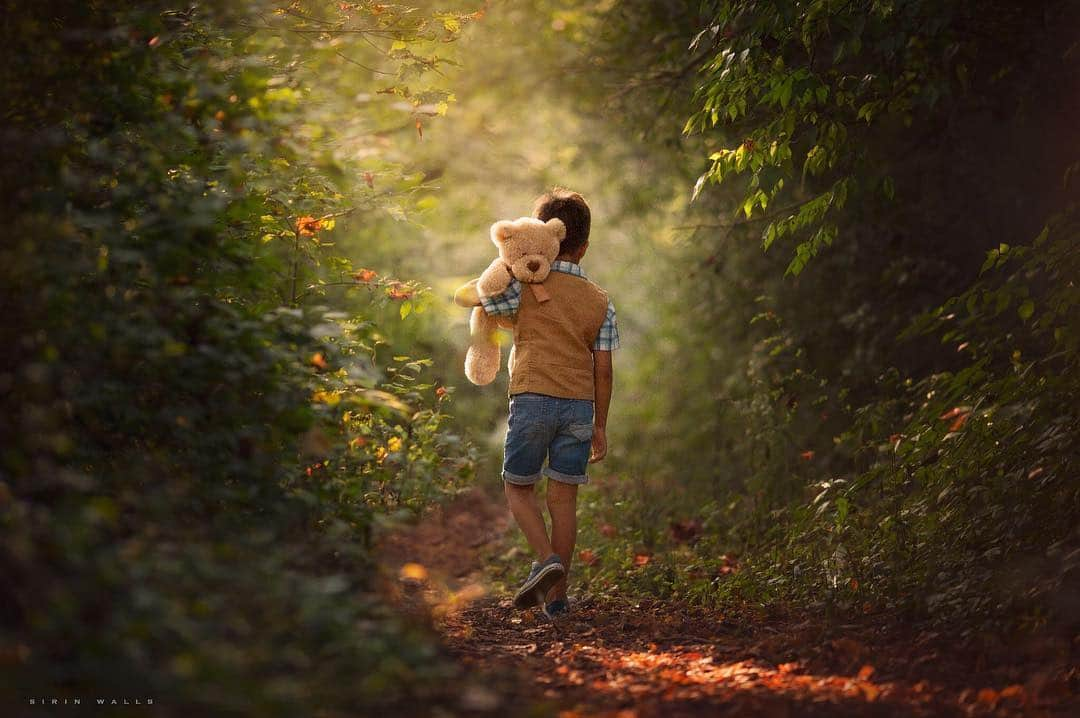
[545,217,566,241]
[491,220,514,244]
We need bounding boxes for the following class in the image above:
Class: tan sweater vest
[508,270,609,400]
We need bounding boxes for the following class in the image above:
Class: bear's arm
[476,257,513,297]
[454,279,481,307]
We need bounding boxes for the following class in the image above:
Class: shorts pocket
[567,422,593,442]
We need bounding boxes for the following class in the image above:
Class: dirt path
[378,488,1077,717]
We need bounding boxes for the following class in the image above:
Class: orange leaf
[633,553,651,567]
[999,684,1025,700]
[296,216,323,236]
[435,386,448,399]
[799,450,815,461]
[857,664,875,680]
[949,412,970,431]
[415,118,423,140]
[578,549,598,566]
[353,268,377,282]
[938,406,968,420]
[399,563,428,582]
[310,352,328,370]
[148,35,161,48]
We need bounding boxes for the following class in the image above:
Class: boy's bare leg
[504,482,555,560]
[545,480,578,601]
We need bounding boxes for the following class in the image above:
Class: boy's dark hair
[533,188,590,256]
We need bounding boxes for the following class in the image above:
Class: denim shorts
[502,392,594,486]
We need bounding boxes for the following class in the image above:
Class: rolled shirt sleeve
[593,300,620,351]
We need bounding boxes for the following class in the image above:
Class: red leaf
[386,282,414,301]
[669,518,702,544]
[799,450,815,461]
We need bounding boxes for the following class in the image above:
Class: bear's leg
[465,306,501,385]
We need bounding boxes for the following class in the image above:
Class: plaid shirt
[480,260,620,351]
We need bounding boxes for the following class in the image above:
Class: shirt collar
[551,260,586,279]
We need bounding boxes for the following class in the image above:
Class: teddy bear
[454,216,566,385]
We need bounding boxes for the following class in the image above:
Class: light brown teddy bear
[455,216,566,385]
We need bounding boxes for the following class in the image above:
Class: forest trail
[378,488,1075,717]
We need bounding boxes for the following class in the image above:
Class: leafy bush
[0,1,478,712]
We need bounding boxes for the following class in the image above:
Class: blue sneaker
[512,554,565,609]
[543,598,570,619]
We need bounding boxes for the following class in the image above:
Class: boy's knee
[546,481,578,505]
[504,480,536,497]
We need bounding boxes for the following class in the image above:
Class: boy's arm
[590,350,612,463]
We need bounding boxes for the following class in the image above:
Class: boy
[478,188,618,618]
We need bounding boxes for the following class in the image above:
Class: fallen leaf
[999,684,1025,700]
[399,562,428,582]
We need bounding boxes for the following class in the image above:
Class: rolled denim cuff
[503,468,543,486]
[544,467,589,485]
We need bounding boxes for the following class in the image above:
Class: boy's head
[533,188,590,259]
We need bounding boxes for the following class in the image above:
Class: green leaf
[1017,299,1034,321]
[763,222,778,250]
[399,300,413,320]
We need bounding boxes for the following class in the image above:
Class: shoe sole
[512,563,565,609]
